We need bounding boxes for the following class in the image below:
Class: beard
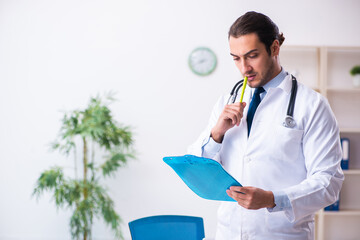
[258,57,276,87]
[244,56,280,88]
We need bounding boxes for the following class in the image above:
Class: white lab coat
[188,74,344,240]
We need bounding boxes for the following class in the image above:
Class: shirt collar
[262,67,287,93]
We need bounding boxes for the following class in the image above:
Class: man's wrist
[210,130,224,143]
[266,191,276,208]
[267,190,291,212]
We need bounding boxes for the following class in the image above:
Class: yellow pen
[239,76,248,103]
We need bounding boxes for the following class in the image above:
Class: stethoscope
[227,75,298,128]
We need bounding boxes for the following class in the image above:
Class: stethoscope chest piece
[283,115,296,128]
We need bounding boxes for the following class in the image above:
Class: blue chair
[128,215,205,240]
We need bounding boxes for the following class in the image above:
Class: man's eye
[233,57,240,61]
[248,54,258,59]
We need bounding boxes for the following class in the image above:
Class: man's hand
[211,102,246,143]
[226,186,275,210]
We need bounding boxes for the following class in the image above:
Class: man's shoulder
[296,82,324,103]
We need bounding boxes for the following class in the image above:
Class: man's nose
[240,60,252,74]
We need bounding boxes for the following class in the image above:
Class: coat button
[244,156,251,163]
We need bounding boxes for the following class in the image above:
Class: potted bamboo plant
[33,94,134,240]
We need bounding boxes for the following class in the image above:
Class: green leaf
[33,167,64,198]
[93,184,123,239]
[350,65,360,76]
[101,152,134,178]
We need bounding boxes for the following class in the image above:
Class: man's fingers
[212,102,246,140]
[224,108,240,125]
[227,186,275,210]
[224,104,244,125]
[230,186,247,193]
[227,187,246,197]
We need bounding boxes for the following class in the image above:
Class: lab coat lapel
[245,74,293,152]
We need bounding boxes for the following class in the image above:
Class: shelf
[343,169,360,175]
[326,49,360,89]
[327,91,360,129]
[326,46,360,53]
[340,128,360,133]
[284,46,360,240]
[323,210,360,216]
[326,87,360,93]
[282,45,319,50]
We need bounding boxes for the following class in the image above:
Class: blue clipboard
[163,155,242,202]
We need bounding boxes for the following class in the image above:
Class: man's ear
[271,40,280,57]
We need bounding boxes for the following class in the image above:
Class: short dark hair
[228,11,285,55]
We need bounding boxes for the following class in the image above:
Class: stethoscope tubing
[227,75,298,128]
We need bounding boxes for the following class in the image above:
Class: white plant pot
[353,74,360,88]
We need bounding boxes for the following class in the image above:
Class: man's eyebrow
[230,49,258,57]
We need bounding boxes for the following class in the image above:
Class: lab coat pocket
[271,125,304,161]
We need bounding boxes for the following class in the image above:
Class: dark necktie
[247,87,265,136]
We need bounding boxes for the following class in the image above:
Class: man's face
[229,33,278,88]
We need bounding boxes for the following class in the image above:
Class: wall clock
[188,47,217,76]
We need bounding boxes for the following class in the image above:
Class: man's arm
[276,96,343,222]
[187,96,246,159]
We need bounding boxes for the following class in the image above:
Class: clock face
[188,47,217,76]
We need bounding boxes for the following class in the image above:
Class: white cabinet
[281,46,360,240]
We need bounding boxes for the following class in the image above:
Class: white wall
[0,0,359,239]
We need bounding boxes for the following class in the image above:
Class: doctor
[188,11,344,240]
